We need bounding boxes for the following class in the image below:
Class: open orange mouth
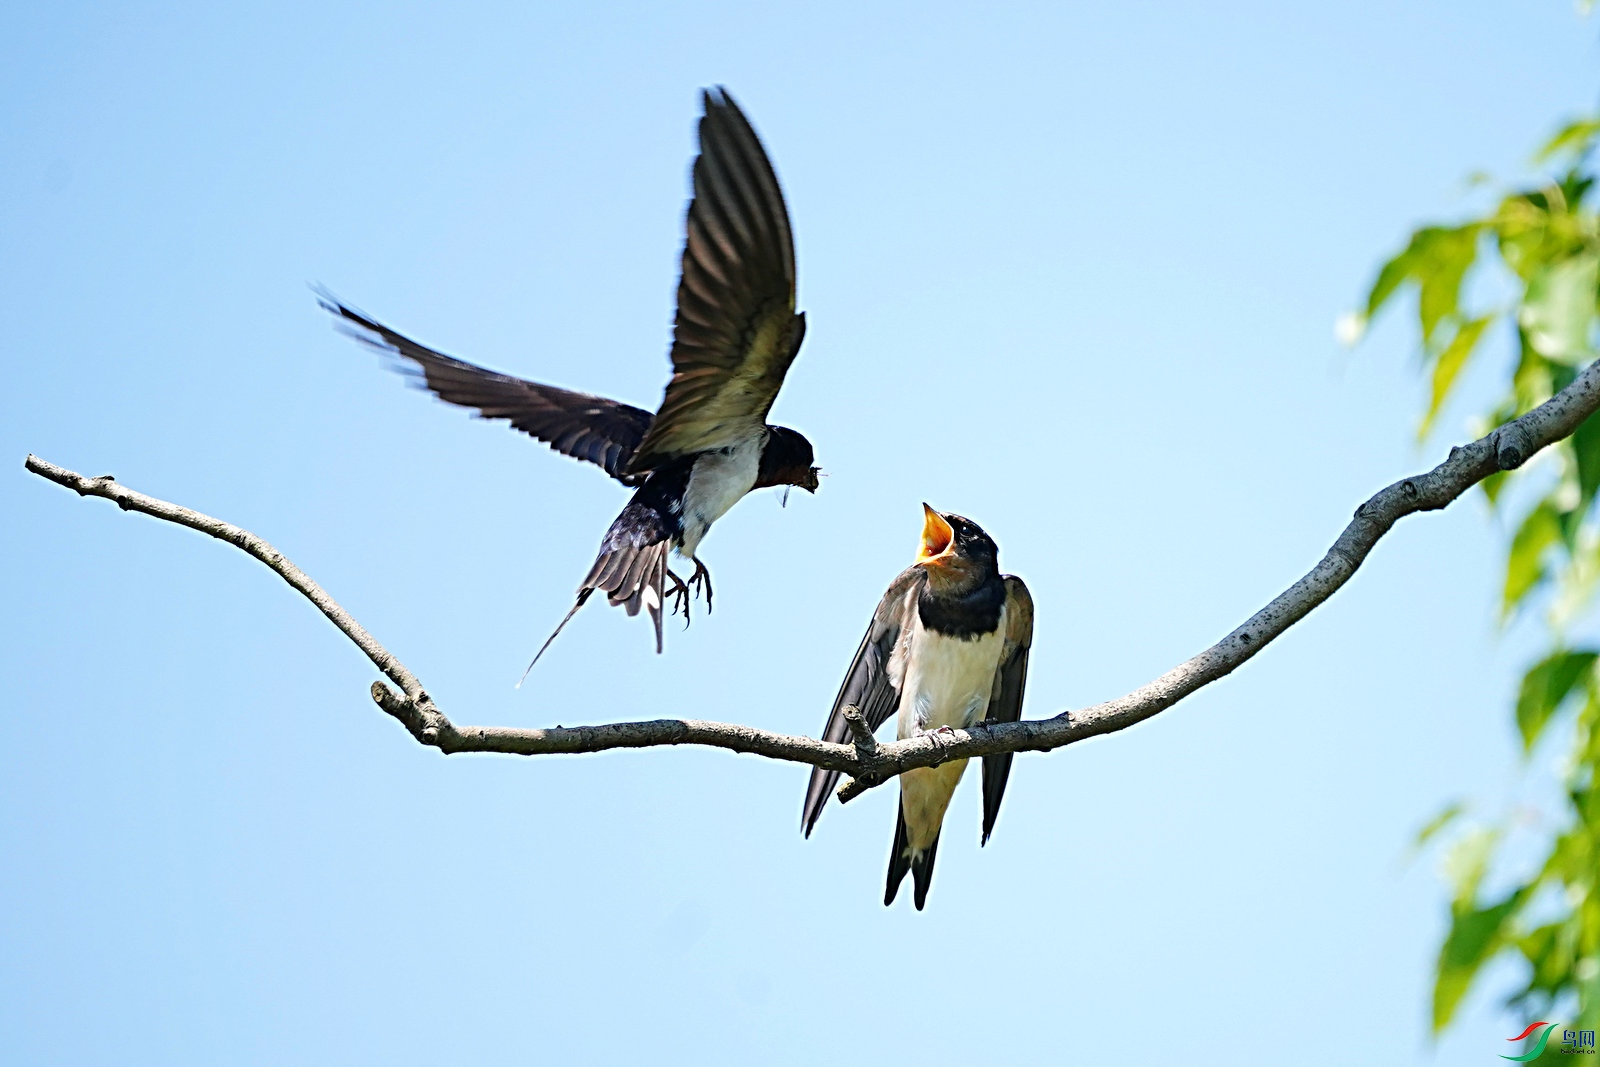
[917,503,955,564]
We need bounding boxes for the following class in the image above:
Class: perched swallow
[321,88,819,665]
[801,506,1033,910]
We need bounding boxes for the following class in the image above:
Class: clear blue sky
[3,2,1595,1063]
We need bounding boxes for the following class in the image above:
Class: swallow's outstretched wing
[981,575,1034,845]
[321,295,654,484]
[625,87,806,473]
[800,565,925,837]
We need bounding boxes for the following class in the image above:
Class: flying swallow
[801,506,1033,909]
[320,88,819,666]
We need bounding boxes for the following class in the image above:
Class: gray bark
[24,353,1600,802]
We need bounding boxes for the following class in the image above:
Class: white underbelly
[894,612,1007,855]
[896,620,1005,739]
[678,432,762,558]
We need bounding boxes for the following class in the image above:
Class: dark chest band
[918,575,1005,639]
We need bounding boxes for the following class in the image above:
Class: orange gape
[917,503,955,562]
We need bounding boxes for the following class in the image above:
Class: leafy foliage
[1359,115,1600,1040]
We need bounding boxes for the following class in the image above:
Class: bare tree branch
[24,455,428,701]
[23,354,1600,799]
[840,705,877,754]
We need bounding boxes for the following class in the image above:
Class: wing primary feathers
[694,143,758,265]
[315,288,655,483]
[801,697,860,838]
[625,88,804,472]
[699,121,774,288]
[706,87,795,276]
[979,648,1026,844]
[801,567,923,837]
[981,575,1035,845]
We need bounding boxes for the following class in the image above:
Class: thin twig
[23,353,1600,797]
[22,455,427,703]
[840,705,877,753]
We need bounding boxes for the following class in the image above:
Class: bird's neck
[918,568,1005,638]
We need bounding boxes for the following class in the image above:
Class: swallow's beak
[801,467,821,493]
[916,503,955,565]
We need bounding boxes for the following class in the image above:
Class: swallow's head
[757,426,821,493]
[915,504,997,588]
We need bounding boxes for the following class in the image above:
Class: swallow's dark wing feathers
[801,565,925,837]
[321,295,654,485]
[981,575,1035,845]
[626,88,805,473]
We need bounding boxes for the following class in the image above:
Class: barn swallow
[801,506,1033,910]
[320,88,819,667]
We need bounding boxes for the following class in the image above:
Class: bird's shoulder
[1001,574,1034,647]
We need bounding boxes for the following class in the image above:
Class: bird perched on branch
[801,506,1033,910]
[321,88,819,669]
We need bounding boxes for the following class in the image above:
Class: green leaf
[1581,689,1600,765]
[1510,335,1553,416]
[1377,108,1600,1047]
[1421,316,1491,437]
[1579,957,1600,1032]
[1418,227,1480,343]
[1520,252,1599,363]
[1414,802,1465,851]
[1365,239,1421,319]
[1505,502,1564,616]
[1516,922,1575,998]
[1536,118,1600,165]
[1571,411,1600,511]
[1481,469,1510,508]
[1434,891,1523,1031]
[1361,225,1480,338]
[1515,651,1598,752]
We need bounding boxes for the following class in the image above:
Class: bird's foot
[924,724,958,765]
[665,567,692,624]
[688,558,714,614]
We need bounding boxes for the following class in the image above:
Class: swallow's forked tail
[518,532,670,684]
[885,801,941,911]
